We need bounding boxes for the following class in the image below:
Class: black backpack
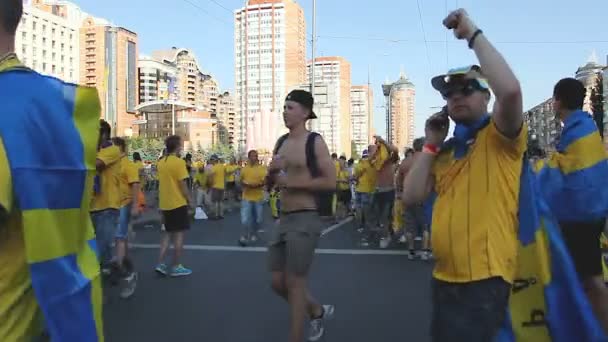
[273,132,335,216]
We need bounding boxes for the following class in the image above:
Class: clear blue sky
[75,0,608,138]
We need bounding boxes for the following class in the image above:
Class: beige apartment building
[235,0,306,153]
[382,73,416,152]
[307,56,352,156]
[350,85,373,157]
[80,17,138,137]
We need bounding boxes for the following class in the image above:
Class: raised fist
[443,8,478,41]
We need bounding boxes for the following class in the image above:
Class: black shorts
[226,181,236,191]
[162,206,190,232]
[560,219,604,279]
[337,190,351,204]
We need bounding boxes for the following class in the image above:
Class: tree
[591,73,605,139]
[204,143,235,162]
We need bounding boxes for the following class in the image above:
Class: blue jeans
[91,209,119,265]
[116,203,132,240]
[241,200,264,235]
[431,277,510,342]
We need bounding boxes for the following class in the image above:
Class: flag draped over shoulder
[537,110,608,222]
[496,158,605,342]
[370,140,389,171]
[0,62,104,341]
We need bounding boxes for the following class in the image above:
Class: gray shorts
[267,210,322,276]
[404,204,427,236]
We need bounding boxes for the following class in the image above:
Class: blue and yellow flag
[370,139,389,171]
[496,158,605,342]
[0,57,104,341]
[537,110,608,222]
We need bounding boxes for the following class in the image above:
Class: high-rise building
[15,0,88,83]
[138,55,178,103]
[80,17,138,137]
[234,0,306,153]
[350,85,373,157]
[306,57,351,155]
[524,98,560,151]
[382,73,415,152]
[575,51,605,114]
[216,91,238,147]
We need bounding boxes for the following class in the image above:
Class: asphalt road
[103,202,434,342]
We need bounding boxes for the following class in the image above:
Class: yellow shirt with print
[337,169,350,191]
[225,164,238,182]
[118,157,140,207]
[158,155,189,211]
[431,120,527,284]
[210,164,226,190]
[91,144,121,211]
[355,160,376,193]
[241,164,268,202]
[0,138,44,341]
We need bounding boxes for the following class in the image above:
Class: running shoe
[155,263,168,276]
[120,272,138,299]
[379,237,391,249]
[308,305,335,341]
[170,264,192,277]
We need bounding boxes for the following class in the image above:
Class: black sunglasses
[440,79,485,100]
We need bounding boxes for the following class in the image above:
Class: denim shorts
[355,192,372,209]
[431,277,511,342]
[91,209,119,265]
[115,203,132,240]
[241,200,264,227]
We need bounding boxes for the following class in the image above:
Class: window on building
[42,37,46,44]
[42,63,47,71]
[32,21,36,30]
[32,34,36,41]
[42,24,46,33]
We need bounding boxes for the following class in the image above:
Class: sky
[74,0,608,139]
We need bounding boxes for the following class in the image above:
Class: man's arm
[402,153,434,206]
[179,179,193,207]
[96,146,121,172]
[445,9,522,137]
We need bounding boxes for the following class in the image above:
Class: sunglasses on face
[440,79,485,100]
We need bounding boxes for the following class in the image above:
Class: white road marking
[130,243,412,256]
[321,216,353,236]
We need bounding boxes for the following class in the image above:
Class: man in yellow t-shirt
[354,147,377,245]
[402,10,525,341]
[112,137,140,298]
[195,162,210,208]
[225,158,239,210]
[91,120,122,269]
[155,135,194,277]
[336,156,351,219]
[208,155,226,219]
[238,150,268,246]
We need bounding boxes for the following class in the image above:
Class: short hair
[554,78,585,111]
[331,153,338,159]
[347,158,354,166]
[111,137,126,151]
[248,149,257,157]
[0,0,22,34]
[133,152,142,161]
[413,137,425,152]
[165,135,181,153]
[99,119,111,138]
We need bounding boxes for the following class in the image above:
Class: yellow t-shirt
[337,169,350,190]
[210,164,226,190]
[157,155,189,211]
[355,160,376,193]
[91,144,121,211]
[225,164,238,182]
[241,164,268,202]
[431,120,527,284]
[118,157,140,207]
[195,169,209,190]
[0,138,43,341]
[334,161,340,178]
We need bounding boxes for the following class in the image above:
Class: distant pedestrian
[238,150,267,246]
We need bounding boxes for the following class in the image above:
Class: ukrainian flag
[496,158,605,341]
[0,58,104,341]
[537,110,608,222]
[370,139,389,171]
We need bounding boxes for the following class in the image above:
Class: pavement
[104,199,434,342]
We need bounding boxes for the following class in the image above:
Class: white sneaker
[399,235,407,243]
[308,305,335,341]
[250,235,258,243]
[420,251,429,261]
[119,272,137,299]
[379,237,391,249]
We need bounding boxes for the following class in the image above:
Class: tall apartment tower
[80,17,138,137]
[15,0,87,83]
[306,56,351,156]
[382,72,416,152]
[350,85,373,157]
[234,0,306,153]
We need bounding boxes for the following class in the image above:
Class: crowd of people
[3,1,608,342]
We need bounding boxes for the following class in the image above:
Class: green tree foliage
[591,74,605,138]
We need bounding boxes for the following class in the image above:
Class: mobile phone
[428,106,449,130]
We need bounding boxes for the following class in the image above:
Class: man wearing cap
[402,9,525,341]
[268,89,336,342]
[353,146,377,246]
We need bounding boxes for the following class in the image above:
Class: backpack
[273,132,335,216]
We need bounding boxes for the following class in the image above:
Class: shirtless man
[268,89,336,342]
[371,136,399,248]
